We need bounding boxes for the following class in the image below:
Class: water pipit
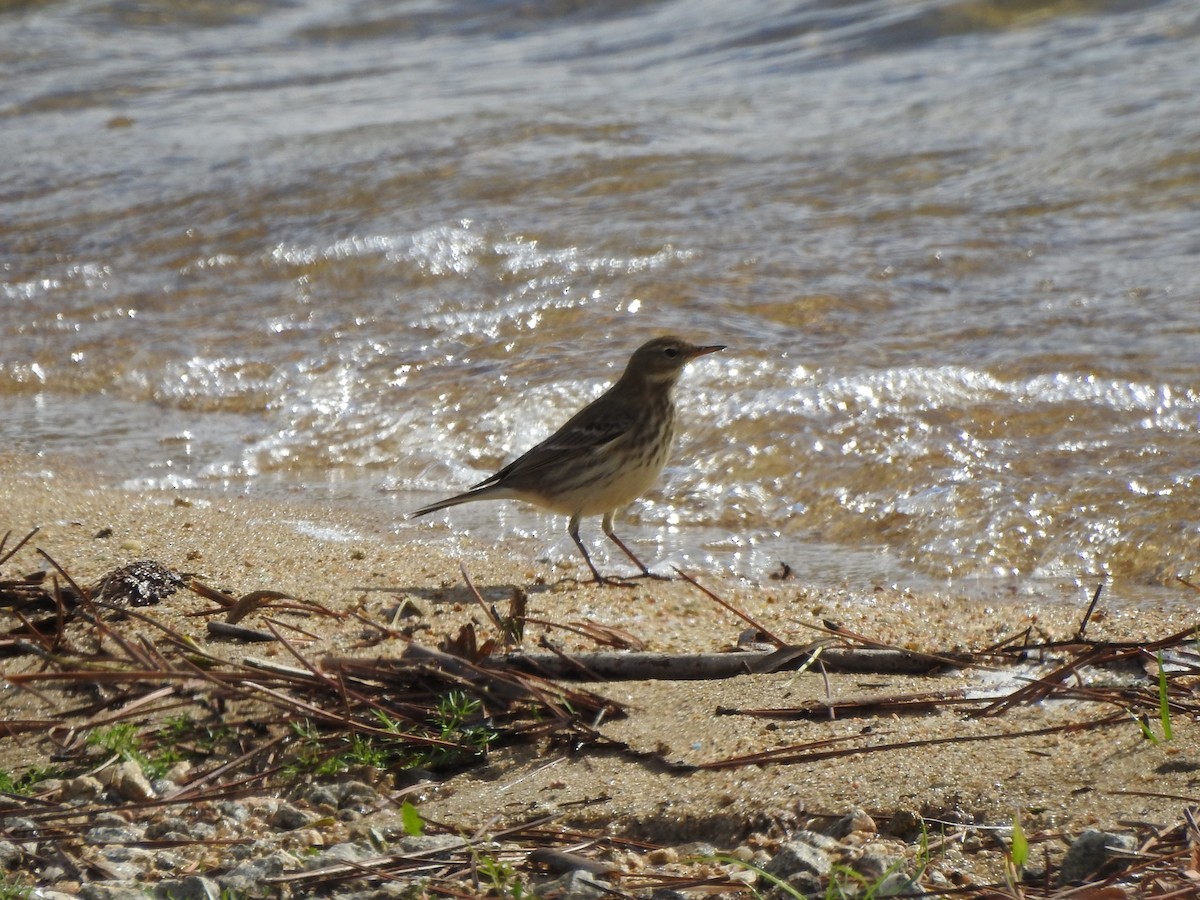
[412,336,724,585]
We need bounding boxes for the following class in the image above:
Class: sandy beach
[2,451,1198,895]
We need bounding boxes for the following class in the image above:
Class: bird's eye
[663,347,679,358]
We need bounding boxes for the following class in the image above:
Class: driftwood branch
[487,646,956,681]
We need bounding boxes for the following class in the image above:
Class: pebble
[270,802,313,830]
[827,807,877,839]
[108,760,157,802]
[84,825,143,846]
[97,860,144,883]
[764,830,838,878]
[152,875,222,899]
[673,840,718,858]
[79,884,149,900]
[1059,829,1137,885]
[646,846,678,865]
[299,784,339,809]
[215,799,251,823]
[306,840,375,867]
[335,780,380,812]
[394,833,463,857]
[151,851,187,873]
[853,851,895,880]
[876,870,923,895]
[216,851,292,894]
[1,816,39,840]
[536,869,613,899]
[59,775,105,804]
[150,778,180,797]
[0,839,21,868]
[144,817,192,840]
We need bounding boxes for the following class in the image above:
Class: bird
[412,335,724,585]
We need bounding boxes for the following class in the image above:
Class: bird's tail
[410,491,479,518]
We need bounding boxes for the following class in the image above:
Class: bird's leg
[602,511,670,581]
[569,513,633,587]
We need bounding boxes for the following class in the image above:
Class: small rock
[152,875,221,900]
[59,775,105,804]
[394,834,462,857]
[673,840,718,858]
[0,816,39,840]
[79,883,149,900]
[646,847,678,865]
[537,869,611,899]
[101,845,141,863]
[109,760,156,802]
[217,851,291,894]
[144,817,191,840]
[883,810,925,840]
[0,839,20,868]
[306,841,375,868]
[93,812,131,829]
[84,826,141,846]
[189,820,217,840]
[1059,829,1137,885]
[150,778,180,796]
[851,851,888,880]
[215,800,250,823]
[334,780,379,812]
[769,871,822,897]
[151,851,187,872]
[270,802,312,830]
[164,761,192,783]
[299,784,339,809]
[827,808,877,839]
[875,870,922,896]
[98,848,151,882]
[764,831,837,879]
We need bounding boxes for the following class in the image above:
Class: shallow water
[3,0,1199,603]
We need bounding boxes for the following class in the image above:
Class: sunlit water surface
[3,0,1199,607]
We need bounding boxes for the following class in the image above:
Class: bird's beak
[689,344,725,359]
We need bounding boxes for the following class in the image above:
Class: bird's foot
[592,574,639,588]
[635,569,671,581]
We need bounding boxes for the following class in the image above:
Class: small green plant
[474,851,527,898]
[282,690,499,781]
[87,721,195,781]
[0,875,32,899]
[707,852,913,900]
[704,855,801,899]
[284,719,349,778]
[911,817,941,877]
[1157,651,1174,741]
[87,722,143,762]
[0,765,62,796]
[1010,813,1029,869]
[1001,812,1029,893]
[430,690,497,763]
[401,800,425,837]
[1131,652,1176,744]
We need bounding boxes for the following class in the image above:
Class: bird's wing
[471,400,634,490]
